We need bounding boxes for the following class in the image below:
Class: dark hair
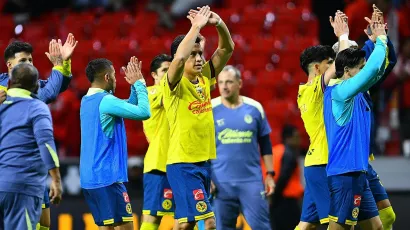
[300,45,335,75]
[281,124,297,143]
[335,48,366,78]
[150,54,172,73]
[170,35,202,59]
[85,58,113,83]
[10,63,39,91]
[4,41,33,62]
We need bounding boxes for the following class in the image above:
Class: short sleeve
[258,106,272,137]
[148,86,163,110]
[201,61,216,84]
[162,72,182,97]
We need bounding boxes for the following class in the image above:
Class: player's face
[152,61,170,83]
[347,58,366,78]
[7,52,33,72]
[105,65,116,93]
[218,70,242,100]
[317,58,333,75]
[184,44,204,75]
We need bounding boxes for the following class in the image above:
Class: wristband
[339,34,349,41]
[216,18,222,27]
[266,171,276,177]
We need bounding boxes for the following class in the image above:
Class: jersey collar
[328,78,343,86]
[7,88,33,99]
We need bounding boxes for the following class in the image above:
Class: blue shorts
[367,163,389,203]
[300,165,330,224]
[213,181,271,230]
[0,192,42,230]
[83,183,133,226]
[166,161,214,224]
[328,172,379,226]
[42,188,50,209]
[143,171,175,216]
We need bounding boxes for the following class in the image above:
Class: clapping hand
[45,39,63,67]
[122,56,145,85]
[187,5,211,29]
[59,33,78,61]
[189,6,221,26]
[330,12,349,38]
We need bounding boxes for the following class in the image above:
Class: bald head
[9,63,39,92]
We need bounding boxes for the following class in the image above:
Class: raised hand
[330,13,349,37]
[373,4,384,25]
[45,39,63,67]
[189,6,221,26]
[364,5,386,42]
[59,33,78,61]
[122,56,144,85]
[187,5,211,29]
[372,21,387,38]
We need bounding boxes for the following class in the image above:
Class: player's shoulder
[147,85,161,95]
[242,96,265,117]
[211,96,222,108]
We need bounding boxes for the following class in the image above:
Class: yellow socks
[379,206,396,230]
[140,222,159,230]
[294,226,301,230]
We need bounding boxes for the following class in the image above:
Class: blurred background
[1,0,410,229]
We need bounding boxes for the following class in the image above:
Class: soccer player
[80,57,150,229]
[0,34,77,230]
[210,65,275,230]
[296,12,350,230]
[323,22,387,230]
[0,63,62,230]
[162,5,234,230]
[331,6,397,229]
[141,54,173,230]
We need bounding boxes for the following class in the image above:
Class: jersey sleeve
[201,61,216,86]
[31,101,60,170]
[37,60,72,104]
[162,72,182,97]
[258,105,272,137]
[148,88,163,110]
[332,36,387,101]
[100,80,150,120]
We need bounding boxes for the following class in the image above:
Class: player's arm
[323,12,350,86]
[274,150,298,198]
[369,37,397,91]
[256,104,275,195]
[100,57,150,120]
[167,7,210,90]
[31,101,62,204]
[333,34,387,101]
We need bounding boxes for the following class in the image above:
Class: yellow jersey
[297,74,328,167]
[162,62,216,164]
[142,85,169,173]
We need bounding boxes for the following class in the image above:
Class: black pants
[270,197,301,230]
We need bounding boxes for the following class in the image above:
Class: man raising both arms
[162,5,234,230]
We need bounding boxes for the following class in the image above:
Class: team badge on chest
[244,114,253,124]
